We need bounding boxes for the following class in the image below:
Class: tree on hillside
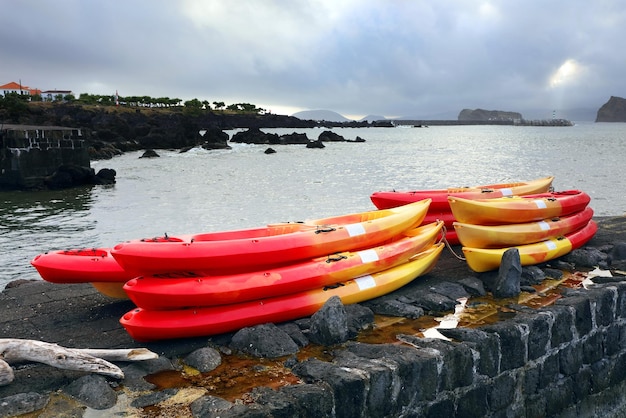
[213,101,225,110]
[225,102,264,114]
[0,92,30,122]
[183,98,204,116]
[78,93,97,104]
[184,98,203,109]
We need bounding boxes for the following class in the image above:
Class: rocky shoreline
[0,216,625,417]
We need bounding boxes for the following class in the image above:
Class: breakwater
[394,118,574,127]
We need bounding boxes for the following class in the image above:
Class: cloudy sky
[2,0,624,119]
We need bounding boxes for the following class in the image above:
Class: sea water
[1,123,625,289]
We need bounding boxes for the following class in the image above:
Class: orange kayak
[111,199,431,275]
[123,221,444,310]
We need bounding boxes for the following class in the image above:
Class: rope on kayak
[315,225,336,234]
[438,225,466,261]
[323,282,346,291]
[326,254,348,263]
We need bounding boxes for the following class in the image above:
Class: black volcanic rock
[595,96,626,122]
[230,127,280,144]
[318,130,346,142]
[43,164,116,188]
[458,108,522,121]
[279,132,310,144]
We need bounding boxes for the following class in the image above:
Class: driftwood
[0,358,13,386]
[0,339,158,386]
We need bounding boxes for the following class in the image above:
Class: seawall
[290,282,626,417]
[0,124,89,189]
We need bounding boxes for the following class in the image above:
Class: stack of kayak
[31,199,445,341]
[449,190,597,272]
[369,176,554,244]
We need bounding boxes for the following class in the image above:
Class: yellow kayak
[462,220,597,272]
[454,207,594,248]
[448,190,590,225]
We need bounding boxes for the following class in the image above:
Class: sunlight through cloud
[549,59,582,88]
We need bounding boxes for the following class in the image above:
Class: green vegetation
[1,90,268,120]
[74,93,267,114]
[0,92,29,120]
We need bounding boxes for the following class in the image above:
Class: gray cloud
[2,0,624,118]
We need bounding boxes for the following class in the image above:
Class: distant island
[458,109,522,121]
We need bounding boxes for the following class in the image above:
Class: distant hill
[358,114,386,122]
[291,110,351,122]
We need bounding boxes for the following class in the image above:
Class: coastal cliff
[595,96,626,122]
[2,103,369,155]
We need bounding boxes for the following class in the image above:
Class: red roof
[0,81,30,90]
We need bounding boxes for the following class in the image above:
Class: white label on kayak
[345,223,366,237]
[500,188,513,196]
[534,200,548,209]
[355,275,376,290]
[545,240,558,250]
[538,221,551,231]
[358,249,380,263]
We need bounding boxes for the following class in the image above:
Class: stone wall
[256,283,626,417]
[0,125,90,189]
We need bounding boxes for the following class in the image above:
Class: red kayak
[31,248,133,284]
[111,199,430,276]
[120,243,444,341]
[123,221,444,310]
[370,176,554,211]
